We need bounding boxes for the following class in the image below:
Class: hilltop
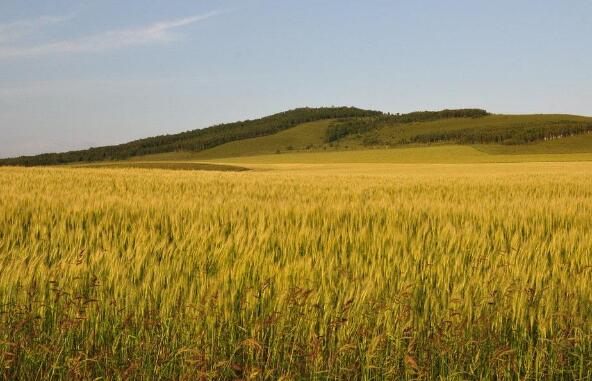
[2,107,592,166]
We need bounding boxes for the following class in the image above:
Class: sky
[0,0,591,158]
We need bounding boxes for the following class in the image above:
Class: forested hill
[0,107,380,166]
[5,106,592,166]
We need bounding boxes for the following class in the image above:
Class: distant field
[1,163,591,379]
[127,144,592,167]
[202,144,592,165]
[77,161,249,172]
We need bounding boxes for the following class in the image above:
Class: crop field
[205,144,592,165]
[79,162,249,172]
[1,163,592,380]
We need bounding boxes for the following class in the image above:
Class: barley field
[1,164,591,380]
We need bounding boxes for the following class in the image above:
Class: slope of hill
[132,119,334,161]
[0,107,380,166]
[3,106,592,166]
[129,112,592,164]
[328,114,592,146]
[474,132,592,155]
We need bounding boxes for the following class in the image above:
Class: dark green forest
[401,120,592,145]
[325,109,489,142]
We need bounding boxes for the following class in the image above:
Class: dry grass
[0,164,591,380]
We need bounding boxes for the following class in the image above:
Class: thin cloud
[0,13,76,44]
[0,10,229,59]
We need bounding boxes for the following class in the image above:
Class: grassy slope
[131,120,332,161]
[194,119,332,158]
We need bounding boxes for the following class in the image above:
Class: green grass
[193,119,332,158]
[129,119,333,161]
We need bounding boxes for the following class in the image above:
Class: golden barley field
[1,163,591,380]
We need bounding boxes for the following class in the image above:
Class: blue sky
[1,0,591,157]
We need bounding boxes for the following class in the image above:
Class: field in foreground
[1,164,591,380]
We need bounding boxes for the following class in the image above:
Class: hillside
[329,113,592,146]
[2,106,592,166]
[130,111,592,164]
[188,119,333,159]
[0,107,380,166]
[131,119,334,161]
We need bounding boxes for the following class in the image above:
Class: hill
[0,107,380,166]
[130,111,592,164]
[2,106,592,166]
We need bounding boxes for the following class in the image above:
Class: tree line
[405,120,592,145]
[325,109,489,142]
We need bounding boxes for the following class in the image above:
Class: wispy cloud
[0,13,76,44]
[0,10,228,59]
